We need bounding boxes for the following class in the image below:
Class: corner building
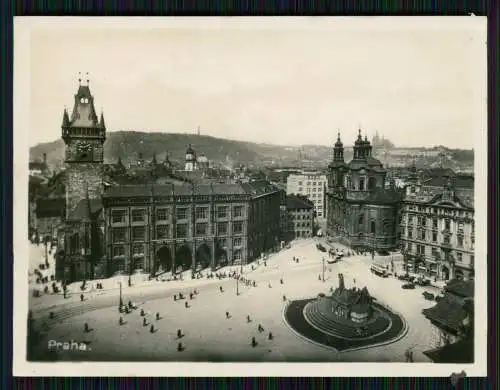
[58,81,280,282]
[326,131,401,250]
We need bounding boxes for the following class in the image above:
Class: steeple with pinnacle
[333,131,345,163]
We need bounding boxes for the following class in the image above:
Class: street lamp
[119,281,123,308]
[236,274,239,296]
[322,257,325,282]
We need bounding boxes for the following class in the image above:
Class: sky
[18,17,487,149]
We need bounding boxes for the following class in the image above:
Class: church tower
[62,74,106,218]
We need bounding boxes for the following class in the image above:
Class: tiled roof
[286,194,314,210]
[423,175,474,189]
[423,338,473,363]
[444,279,474,298]
[422,296,468,333]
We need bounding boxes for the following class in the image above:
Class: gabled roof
[286,194,314,210]
[422,296,468,333]
[444,279,474,298]
[423,338,473,363]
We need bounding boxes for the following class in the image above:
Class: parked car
[416,277,431,286]
[422,291,435,300]
[316,243,327,252]
[402,282,415,290]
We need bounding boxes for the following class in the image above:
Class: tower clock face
[75,140,92,160]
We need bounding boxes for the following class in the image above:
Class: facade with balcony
[399,167,474,281]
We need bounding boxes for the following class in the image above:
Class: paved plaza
[28,239,441,362]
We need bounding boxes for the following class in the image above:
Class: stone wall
[65,162,103,216]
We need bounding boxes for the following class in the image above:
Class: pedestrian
[185,301,189,308]
[268,332,274,340]
[189,292,193,300]
[280,278,284,285]
[84,322,90,333]
[128,300,133,309]
[251,337,257,348]
[409,351,414,362]
[49,311,54,319]
[268,283,272,288]
[143,317,148,327]
[150,324,156,333]
[140,308,145,316]
[353,278,356,284]
[219,286,224,293]
[318,274,321,281]
[283,295,287,302]
[177,329,183,339]
[80,293,84,302]
[226,311,230,319]
[177,342,184,351]
[247,315,251,323]
[119,316,125,325]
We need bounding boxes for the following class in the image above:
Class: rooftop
[444,279,474,298]
[422,296,468,334]
[286,194,314,210]
[423,338,473,363]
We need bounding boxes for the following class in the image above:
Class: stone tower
[61,75,106,218]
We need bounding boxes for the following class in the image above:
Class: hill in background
[29,131,473,172]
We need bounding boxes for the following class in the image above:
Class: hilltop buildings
[35,81,281,282]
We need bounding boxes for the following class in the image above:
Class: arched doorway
[441,266,450,281]
[195,243,212,271]
[175,245,192,271]
[156,246,172,274]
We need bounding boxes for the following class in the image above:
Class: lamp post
[119,281,123,308]
[322,257,325,282]
[236,274,239,296]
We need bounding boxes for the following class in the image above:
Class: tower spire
[78,72,82,86]
[86,72,90,86]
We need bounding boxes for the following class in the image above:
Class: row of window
[112,221,245,243]
[406,205,472,219]
[291,214,312,220]
[112,238,245,258]
[402,215,469,231]
[111,205,246,224]
[111,249,244,262]
[406,243,474,264]
[403,228,473,247]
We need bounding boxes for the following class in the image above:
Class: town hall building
[47,80,281,282]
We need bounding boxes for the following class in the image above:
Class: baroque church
[47,79,281,282]
[325,131,402,250]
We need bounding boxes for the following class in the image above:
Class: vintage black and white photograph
[14,17,487,376]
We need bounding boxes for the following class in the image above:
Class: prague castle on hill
[31,80,474,284]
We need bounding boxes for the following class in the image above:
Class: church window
[233,221,244,234]
[69,233,79,254]
[370,220,376,234]
[195,222,208,236]
[432,232,437,242]
[408,228,413,239]
[359,178,365,191]
[156,208,169,221]
[218,222,228,235]
[132,244,144,256]
[112,228,126,243]
[233,250,242,261]
[196,206,209,220]
[176,223,189,238]
[131,209,145,223]
[233,237,243,247]
[132,226,145,241]
[156,225,170,239]
[111,210,126,224]
[444,219,451,230]
[217,206,228,219]
[176,207,188,220]
[113,245,125,258]
[233,205,244,218]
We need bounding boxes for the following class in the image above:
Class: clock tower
[62,75,106,218]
